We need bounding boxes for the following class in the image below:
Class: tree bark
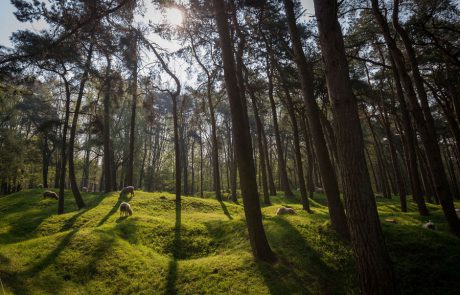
[58,76,71,214]
[313,0,397,293]
[68,44,93,210]
[103,55,113,192]
[213,0,276,262]
[247,74,271,205]
[127,34,138,187]
[284,0,349,239]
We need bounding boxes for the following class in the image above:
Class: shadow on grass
[256,217,353,295]
[97,194,132,227]
[1,228,79,295]
[0,192,103,244]
[165,200,181,295]
[218,200,233,220]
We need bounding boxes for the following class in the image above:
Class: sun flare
[164,7,183,27]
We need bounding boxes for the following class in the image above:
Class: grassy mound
[0,189,459,294]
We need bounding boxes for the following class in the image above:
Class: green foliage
[0,190,459,294]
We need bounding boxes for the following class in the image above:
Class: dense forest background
[1,0,460,293]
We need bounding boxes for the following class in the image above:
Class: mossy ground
[0,189,459,294]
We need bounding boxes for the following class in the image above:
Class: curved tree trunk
[68,44,94,209]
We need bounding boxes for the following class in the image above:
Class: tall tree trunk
[213,0,276,262]
[264,54,293,197]
[68,44,94,210]
[383,114,407,211]
[261,117,277,196]
[277,77,310,211]
[103,55,113,192]
[247,74,271,205]
[191,140,195,195]
[41,136,51,188]
[364,111,391,199]
[58,77,71,214]
[81,130,91,190]
[190,37,222,201]
[313,1,397,293]
[200,127,204,198]
[127,32,138,187]
[388,54,429,215]
[284,0,349,239]
[300,115,315,199]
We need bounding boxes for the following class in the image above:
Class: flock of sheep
[41,188,460,229]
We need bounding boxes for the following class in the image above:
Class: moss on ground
[0,189,459,294]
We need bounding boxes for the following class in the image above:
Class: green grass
[0,189,459,294]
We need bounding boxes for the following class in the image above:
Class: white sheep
[119,202,133,217]
[455,209,460,219]
[120,186,135,198]
[276,207,296,215]
[422,220,436,230]
[82,187,88,192]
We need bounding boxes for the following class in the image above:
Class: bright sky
[0,0,314,89]
[0,0,314,48]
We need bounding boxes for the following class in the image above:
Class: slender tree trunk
[127,32,138,187]
[265,55,293,197]
[278,79,310,211]
[172,96,181,201]
[191,140,195,195]
[41,136,51,188]
[103,56,113,192]
[284,0,349,239]
[81,130,91,190]
[365,112,391,199]
[383,115,407,211]
[200,128,204,198]
[213,0,276,262]
[313,1,397,293]
[261,118,277,196]
[300,116,315,199]
[190,38,222,201]
[58,77,71,214]
[247,75,271,205]
[388,55,429,215]
[68,45,93,210]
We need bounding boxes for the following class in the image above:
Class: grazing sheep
[276,207,296,215]
[159,196,166,200]
[43,191,58,200]
[455,209,460,219]
[120,186,135,198]
[119,202,133,217]
[82,187,88,192]
[422,220,436,230]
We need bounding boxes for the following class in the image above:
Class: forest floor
[0,189,459,294]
